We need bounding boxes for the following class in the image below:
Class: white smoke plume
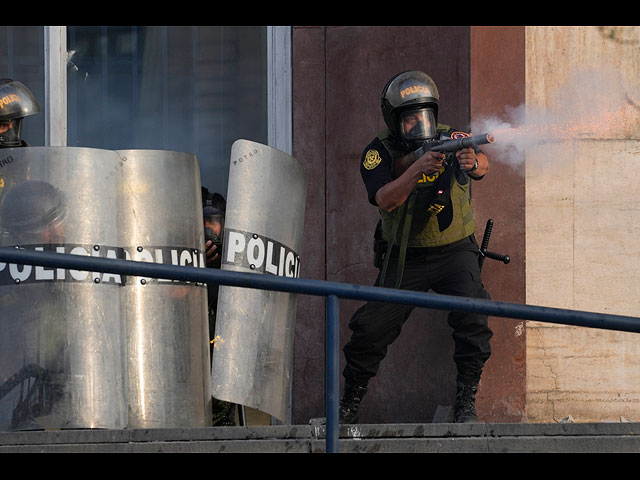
[472,64,640,172]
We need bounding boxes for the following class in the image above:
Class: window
[67,26,269,197]
[1,26,290,198]
[0,26,45,146]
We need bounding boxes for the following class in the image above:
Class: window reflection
[67,26,268,197]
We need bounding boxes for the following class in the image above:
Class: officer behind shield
[0,180,66,245]
[339,70,493,424]
[202,186,226,307]
[0,79,40,148]
[202,186,237,426]
[0,180,66,429]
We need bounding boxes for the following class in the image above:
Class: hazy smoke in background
[472,64,640,172]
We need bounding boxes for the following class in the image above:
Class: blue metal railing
[1,246,640,453]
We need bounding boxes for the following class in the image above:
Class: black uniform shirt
[360,136,396,207]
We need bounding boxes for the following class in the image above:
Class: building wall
[525,26,640,422]
[290,26,328,424]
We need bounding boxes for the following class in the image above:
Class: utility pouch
[373,219,387,269]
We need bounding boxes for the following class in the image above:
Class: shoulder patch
[363,149,382,170]
[451,131,471,139]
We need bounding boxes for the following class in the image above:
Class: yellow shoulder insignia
[363,149,382,170]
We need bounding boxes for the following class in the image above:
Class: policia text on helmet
[0,79,40,148]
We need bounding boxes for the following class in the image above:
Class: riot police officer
[202,186,237,426]
[0,79,40,148]
[203,187,226,270]
[339,70,493,424]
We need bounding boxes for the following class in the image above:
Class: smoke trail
[472,65,640,172]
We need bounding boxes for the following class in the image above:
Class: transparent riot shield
[116,149,211,428]
[0,147,128,430]
[211,140,307,423]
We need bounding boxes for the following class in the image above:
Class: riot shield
[0,147,128,430]
[211,140,307,423]
[117,149,211,428]
[0,147,211,431]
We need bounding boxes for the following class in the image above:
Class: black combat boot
[454,373,481,423]
[338,383,368,424]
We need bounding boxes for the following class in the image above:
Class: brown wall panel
[291,26,328,423]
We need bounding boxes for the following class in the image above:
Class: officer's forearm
[470,152,490,178]
[375,162,424,212]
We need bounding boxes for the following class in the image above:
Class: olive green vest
[378,127,476,248]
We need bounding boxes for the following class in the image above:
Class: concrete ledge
[1,422,639,453]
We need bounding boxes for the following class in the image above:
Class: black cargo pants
[342,235,493,387]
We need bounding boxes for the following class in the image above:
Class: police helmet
[380,71,440,146]
[0,79,41,147]
[0,180,65,236]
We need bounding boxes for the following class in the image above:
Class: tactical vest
[377,127,476,248]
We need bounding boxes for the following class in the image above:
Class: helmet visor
[0,118,22,146]
[399,108,437,142]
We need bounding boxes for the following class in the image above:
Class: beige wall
[526,26,640,421]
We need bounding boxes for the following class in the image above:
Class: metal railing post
[325,294,340,453]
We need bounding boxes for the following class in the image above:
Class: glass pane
[67,26,268,197]
[0,26,45,147]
